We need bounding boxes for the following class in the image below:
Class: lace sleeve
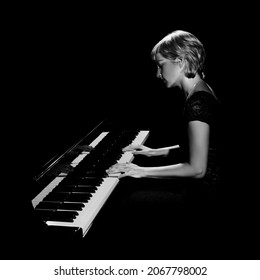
[185,92,216,125]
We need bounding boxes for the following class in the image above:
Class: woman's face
[155,53,182,88]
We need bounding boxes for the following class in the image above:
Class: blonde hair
[151,30,206,78]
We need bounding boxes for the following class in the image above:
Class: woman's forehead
[155,53,166,62]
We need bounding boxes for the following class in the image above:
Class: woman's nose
[156,67,162,79]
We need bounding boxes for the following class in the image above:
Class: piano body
[31,120,150,240]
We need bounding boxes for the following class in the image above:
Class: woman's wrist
[141,167,150,178]
[155,148,170,156]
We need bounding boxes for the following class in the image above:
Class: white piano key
[116,130,149,164]
[46,177,119,235]
[32,132,110,208]
[90,131,109,147]
[70,131,109,167]
[33,130,150,237]
[109,131,150,178]
[32,174,67,208]
[117,151,133,164]
[131,130,149,145]
[70,153,90,167]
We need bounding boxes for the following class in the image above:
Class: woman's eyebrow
[157,60,164,65]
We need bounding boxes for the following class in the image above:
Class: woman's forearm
[142,162,204,179]
[154,145,180,156]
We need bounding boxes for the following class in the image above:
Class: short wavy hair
[151,30,206,78]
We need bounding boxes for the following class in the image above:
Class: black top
[107,89,224,258]
[181,90,220,152]
[179,90,222,197]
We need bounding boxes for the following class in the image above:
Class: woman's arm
[143,121,209,178]
[123,144,180,157]
[108,121,209,179]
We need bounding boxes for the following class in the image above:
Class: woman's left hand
[107,163,145,178]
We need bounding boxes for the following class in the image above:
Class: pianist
[106,30,222,256]
[108,30,220,181]
[107,30,221,210]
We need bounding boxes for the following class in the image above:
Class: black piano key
[74,185,97,193]
[62,176,103,185]
[56,184,97,193]
[36,201,85,211]
[59,202,85,211]
[47,216,75,223]
[84,169,107,176]
[31,129,147,236]
[72,167,106,176]
[36,201,62,210]
[47,210,78,223]
[44,192,70,202]
[82,177,103,184]
[54,185,77,192]
[66,193,92,203]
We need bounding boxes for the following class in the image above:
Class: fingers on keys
[106,163,130,175]
[122,144,143,152]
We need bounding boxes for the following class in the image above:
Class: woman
[108,30,221,190]
[106,30,222,257]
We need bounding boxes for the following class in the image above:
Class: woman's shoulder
[185,90,220,124]
[190,89,218,102]
[190,80,219,103]
[187,90,220,114]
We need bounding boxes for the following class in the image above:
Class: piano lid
[33,119,106,182]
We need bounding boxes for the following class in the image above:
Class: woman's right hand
[122,145,166,157]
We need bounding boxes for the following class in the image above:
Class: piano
[31,120,149,239]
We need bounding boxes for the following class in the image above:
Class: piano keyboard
[70,132,109,168]
[32,132,109,208]
[32,130,149,236]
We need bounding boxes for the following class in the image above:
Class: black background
[21,12,231,176]
[3,4,259,259]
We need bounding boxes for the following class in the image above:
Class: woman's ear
[176,58,186,72]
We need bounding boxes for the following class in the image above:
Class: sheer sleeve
[185,91,217,125]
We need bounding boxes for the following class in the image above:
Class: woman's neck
[181,75,202,99]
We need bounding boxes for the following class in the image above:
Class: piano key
[46,177,119,234]
[70,153,89,168]
[36,201,62,210]
[32,132,110,208]
[72,185,97,193]
[60,202,85,211]
[32,175,67,208]
[70,132,109,167]
[33,129,149,237]
[117,151,133,164]
[44,192,69,202]
[62,176,103,185]
[118,131,149,162]
[36,201,85,211]
[44,189,93,202]
[89,131,110,148]
[55,184,97,193]
[131,130,150,146]
[40,202,82,211]
[47,210,79,223]
[109,131,149,178]
[66,193,92,203]
[54,185,77,192]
